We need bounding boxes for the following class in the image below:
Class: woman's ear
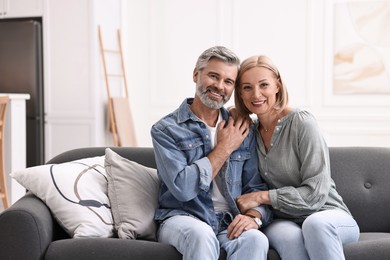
[276,79,281,93]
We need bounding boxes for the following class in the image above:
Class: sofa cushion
[10,156,114,238]
[329,147,390,232]
[105,148,160,240]
[45,238,182,260]
[343,235,390,260]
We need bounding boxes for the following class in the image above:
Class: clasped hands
[226,191,269,239]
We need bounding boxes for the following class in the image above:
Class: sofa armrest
[0,192,68,260]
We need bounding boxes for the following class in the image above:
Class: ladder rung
[107,73,124,77]
[104,49,120,54]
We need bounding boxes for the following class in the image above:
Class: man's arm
[151,123,213,202]
[151,116,248,201]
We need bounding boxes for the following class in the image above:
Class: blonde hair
[234,55,289,118]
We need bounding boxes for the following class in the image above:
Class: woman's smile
[251,99,266,106]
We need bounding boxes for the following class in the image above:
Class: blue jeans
[157,215,268,260]
[263,209,360,260]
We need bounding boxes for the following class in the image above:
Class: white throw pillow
[105,148,159,241]
[10,156,114,238]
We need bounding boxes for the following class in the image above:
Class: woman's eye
[260,83,269,88]
[242,85,252,91]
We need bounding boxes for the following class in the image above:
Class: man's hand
[208,117,249,178]
[216,116,249,154]
[226,214,259,240]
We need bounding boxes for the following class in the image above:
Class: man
[151,46,271,260]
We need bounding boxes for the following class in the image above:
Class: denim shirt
[151,98,272,233]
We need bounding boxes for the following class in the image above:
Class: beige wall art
[333,0,390,95]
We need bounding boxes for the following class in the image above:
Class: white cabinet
[1,93,30,204]
[43,0,122,160]
[0,0,42,18]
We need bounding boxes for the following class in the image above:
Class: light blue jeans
[157,215,269,260]
[263,209,360,260]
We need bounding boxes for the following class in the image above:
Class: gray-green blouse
[255,109,350,223]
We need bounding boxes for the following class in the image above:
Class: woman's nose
[254,86,262,97]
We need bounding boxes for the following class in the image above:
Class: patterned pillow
[10,156,114,238]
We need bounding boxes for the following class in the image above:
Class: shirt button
[238,155,241,159]
[264,172,268,175]
[206,135,209,139]
[189,144,193,148]
[270,143,273,146]
[276,127,280,131]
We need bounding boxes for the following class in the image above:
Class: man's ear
[193,68,198,83]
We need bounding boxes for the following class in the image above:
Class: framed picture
[324,0,390,106]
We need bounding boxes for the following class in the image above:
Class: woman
[234,55,359,260]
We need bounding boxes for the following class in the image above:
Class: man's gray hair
[195,46,240,71]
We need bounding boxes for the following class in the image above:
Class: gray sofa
[0,146,389,260]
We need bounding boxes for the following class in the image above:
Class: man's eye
[225,80,234,86]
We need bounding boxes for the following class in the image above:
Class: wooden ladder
[98,26,137,147]
[0,96,10,209]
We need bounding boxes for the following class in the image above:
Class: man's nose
[215,79,224,90]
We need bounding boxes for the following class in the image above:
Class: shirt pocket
[177,137,204,163]
[227,150,251,185]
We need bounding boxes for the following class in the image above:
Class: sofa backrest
[48,146,390,233]
[329,147,390,233]
[47,147,156,168]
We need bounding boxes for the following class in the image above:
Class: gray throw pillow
[104,148,159,241]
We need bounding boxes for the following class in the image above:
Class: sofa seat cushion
[343,233,390,260]
[45,238,182,260]
[44,238,281,260]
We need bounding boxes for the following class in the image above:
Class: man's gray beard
[196,84,227,109]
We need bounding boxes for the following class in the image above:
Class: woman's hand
[236,191,270,213]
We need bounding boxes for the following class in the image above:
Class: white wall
[43,0,122,160]
[121,0,390,148]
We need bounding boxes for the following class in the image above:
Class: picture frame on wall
[323,0,390,107]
